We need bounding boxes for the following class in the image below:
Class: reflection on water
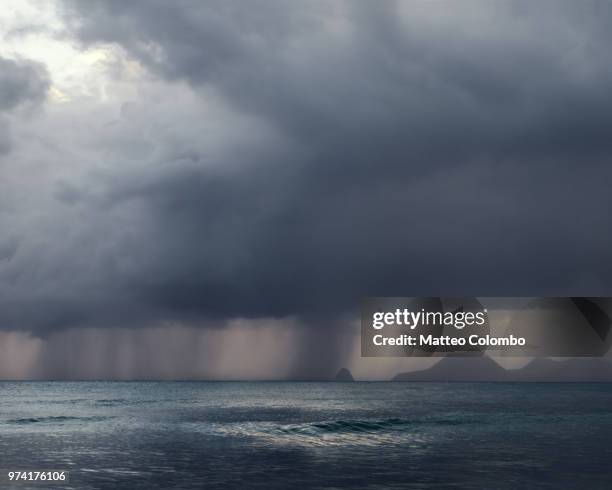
[1,382,612,489]
[197,418,435,448]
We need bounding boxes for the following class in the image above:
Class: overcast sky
[1,1,611,379]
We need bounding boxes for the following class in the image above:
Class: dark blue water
[1,382,611,489]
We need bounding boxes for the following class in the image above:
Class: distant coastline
[392,357,612,382]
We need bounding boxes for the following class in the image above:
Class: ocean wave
[278,418,411,435]
[6,415,110,425]
[94,398,128,406]
[276,415,481,436]
[45,398,89,404]
[94,398,158,406]
[199,415,481,447]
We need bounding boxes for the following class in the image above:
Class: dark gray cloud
[0,57,49,153]
[0,57,48,111]
[2,1,612,339]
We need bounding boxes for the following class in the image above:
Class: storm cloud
[0,56,48,152]
[1,1,612,377]
[0,57,48,111]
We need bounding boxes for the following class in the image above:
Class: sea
[1,382,611,489]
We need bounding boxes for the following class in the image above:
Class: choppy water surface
[1,382,611,489]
